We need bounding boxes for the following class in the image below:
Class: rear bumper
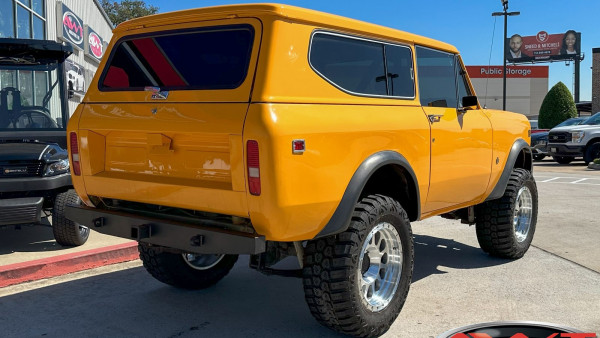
[547,144,584,157]
[65,205,266,255]
[0,197,43,226]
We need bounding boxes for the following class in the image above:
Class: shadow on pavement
[0,220,67,256]
[0,234,514,337]
[412,234,509,283]
[0,257,344,338]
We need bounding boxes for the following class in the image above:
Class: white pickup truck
[547,112,600,164]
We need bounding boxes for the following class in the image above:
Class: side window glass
[310,33,387,96]
[416,46,456,108]
[384,45,415,97]
[456,58,471,107]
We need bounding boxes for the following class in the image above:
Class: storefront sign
[56,3,84,50]
[466,65,549,79]
[84,25,105,62]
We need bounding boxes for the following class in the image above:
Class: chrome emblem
[3,167,27,174]
[144,86,169,100]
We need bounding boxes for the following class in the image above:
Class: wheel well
[513,147,533,172]
[585,138,600,150]
[359,164,419,221]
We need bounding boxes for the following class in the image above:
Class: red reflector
[246,140,260,196]
[69,132,81,176]
[292,139,305,154]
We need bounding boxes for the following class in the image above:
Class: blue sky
[145,0,599,101]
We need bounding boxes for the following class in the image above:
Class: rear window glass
[99,25,254,91]
[309,32,414,98]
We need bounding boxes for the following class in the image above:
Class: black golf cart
[0,38,89,246]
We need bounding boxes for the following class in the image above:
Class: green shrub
[538,82,577,129]
[594,158,600,165]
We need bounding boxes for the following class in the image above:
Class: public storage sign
[466,65,548,79]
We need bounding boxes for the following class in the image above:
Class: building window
[2,0,46,39]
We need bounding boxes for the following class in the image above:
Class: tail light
[246,140,261,196]
[70,132,81,176]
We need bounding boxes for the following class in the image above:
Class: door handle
[428,114,443,123]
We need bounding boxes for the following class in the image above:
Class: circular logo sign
[536,31,549,43]
[89,32,103,59]
[62,11,84,45]
[438,321,593,338]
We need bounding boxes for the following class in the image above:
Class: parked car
[529,119,549,134]
[0,38,89,246]
[64,4,537,337]
[547,112,600,164]
[531,117,587,161]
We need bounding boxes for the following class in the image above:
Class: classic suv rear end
[67,4,536,337]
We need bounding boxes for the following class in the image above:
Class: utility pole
[492,0,520,111]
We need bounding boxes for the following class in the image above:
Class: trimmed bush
[538,82,577,129]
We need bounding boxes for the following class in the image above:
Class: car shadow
[0,220,67,256]
[412,234,509,283]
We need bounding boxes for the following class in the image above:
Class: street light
[492,0,520,111]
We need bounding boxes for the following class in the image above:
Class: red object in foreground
[0,242,138,288]
[531,129,549,134]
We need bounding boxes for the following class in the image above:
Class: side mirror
[462,95,478,108]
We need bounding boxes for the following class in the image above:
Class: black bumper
[65,205,266,255]
[0,197,43,226]
[547,144,585,157]
[0,173,71,192]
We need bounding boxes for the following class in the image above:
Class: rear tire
[475,168,537,259]
[52,189,90,246]
[552,156,573,164]
[302,195,413,337]
[138,243,238,289]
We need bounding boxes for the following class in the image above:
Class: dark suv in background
[0,38,89,246]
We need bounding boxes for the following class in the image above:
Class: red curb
[0,242,139,288]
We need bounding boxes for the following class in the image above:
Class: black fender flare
[485,139,532,201]
[315,151,420,238]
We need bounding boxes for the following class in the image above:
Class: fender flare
[485,139,532,202]
[315,151,420,238]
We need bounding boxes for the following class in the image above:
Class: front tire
[138,243,238,289]
[302,195,414,337]
[584,142,600,165]
[52,189,90,246]
[475,168,538,259]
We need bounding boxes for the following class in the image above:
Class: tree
[101,0,159,26]
[538,82,577,129]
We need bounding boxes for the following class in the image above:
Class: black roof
[0,38,73,65]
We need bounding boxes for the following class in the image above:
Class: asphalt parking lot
[0,159,598,337]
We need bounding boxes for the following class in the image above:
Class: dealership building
[466,65,549,118]
[0,0,113,115]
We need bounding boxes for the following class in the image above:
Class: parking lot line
[535,176,600,186]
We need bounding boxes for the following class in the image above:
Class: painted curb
[0,242,138,288]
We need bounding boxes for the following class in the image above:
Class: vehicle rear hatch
[77,18,262,217]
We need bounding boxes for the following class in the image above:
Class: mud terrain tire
[302,194,413,337]
[138,243,238,290]
[52,189,90,246]
[475,168,538,259]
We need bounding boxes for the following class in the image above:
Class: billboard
[506,30,581,63]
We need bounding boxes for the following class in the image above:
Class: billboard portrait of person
[507,34,529,61]
[560,30,579,55]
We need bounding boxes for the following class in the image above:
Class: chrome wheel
[513,186,533,242]
[357,222,403,312]
[182,253,225,270]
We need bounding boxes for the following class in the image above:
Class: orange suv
[66,4,537,337]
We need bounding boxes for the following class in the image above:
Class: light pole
[492,0,520,111]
